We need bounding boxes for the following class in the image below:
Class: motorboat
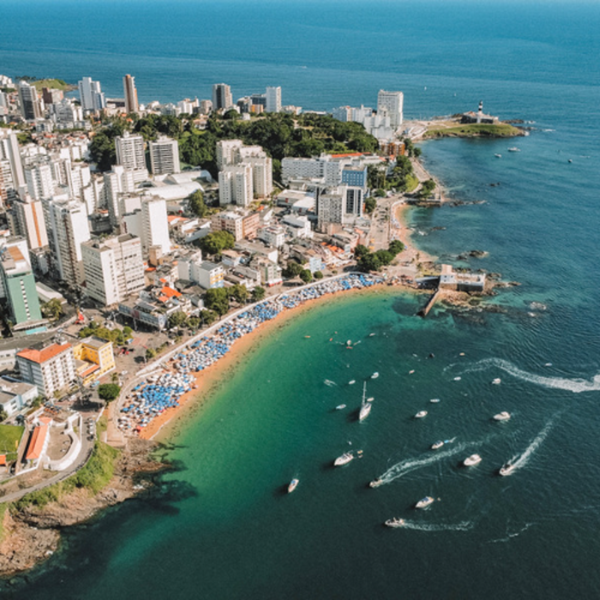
[493,411,511,421]
[508,147,520,152]
[499,463,516,477]
[385,518,406,527]
[334,452,354,466]
[415,496,434,509]
[415,410,428,419]
[454,376,461,381]
[369,479,383,488]
[430,398,440,404]
[349,380,356,385]
[367,397,375,403]
[359,403,372,422]
[288,479,299,493]
[463,454,482,467]
[494,153,502,158]
[335,404,347,410]
[492,378,501,385]
[409,369,415,375]
[371,372,379,379]
[369,333,376,337]
[431,440,444,450]
[346,340,352,347]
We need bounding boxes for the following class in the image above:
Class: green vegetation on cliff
[29,78,76,92]
[424,123,522,138]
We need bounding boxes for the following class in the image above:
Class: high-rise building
[265,86,282,113]
[0,238,42,329]
[16,342,76,397]
[24,158,55,200]
[49,200,91,288]
[115,132,146,171]
[218,164,253,207]
[212,83,233,111]
[246,156,273,198]
[12,195,49,250]
[78,77,106,112]
[41,87,63,105]
[216,139,244,170]
[141,197,171,255]
[149,136,180,175]
[81,233,145,306]
[103,165,137,227]
[123,74,139,114]
[18,81,43,120]
[377,90,404,128]
[0,129,25,197]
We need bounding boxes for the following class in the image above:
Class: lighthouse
[477,100,483,123]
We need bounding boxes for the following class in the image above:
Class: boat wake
[375,439,483,485]
[324,379,338,387]
[398,520,475,532]
[488,522,533,544]
[461,358,600,393]
[504,418,555,474]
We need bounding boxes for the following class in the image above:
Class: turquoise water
[3,1,600,598]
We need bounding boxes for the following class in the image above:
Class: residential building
[210,210,259,241]
[251,256,282,287]
[24,158,55,200]
[219,164,253,207]
[118,299,168,330]
[212,83,233,111]
[377,90,404,128]
[49,200,91,287]
[317,188,344,232]
[41,87,63,105]
[196,261,224,289]
[0,376,38,417]
[216,139,243,169]
[149,136,180,175]
[0,240,43,330]
[246,156,273,197]
[258,225,286,248]
[265,86,282,113]
[141,196,171,255]
[16,342,76,397]
[82,234,144,306]
[12,196,49,250]
[282,214,313,239]
[73,336,115,385]
[123,74,139,114]
[78,77,106,112]
[115,132,146,171]
[103,165,137,227]
[18,81,43,120]
[0,129,25,198]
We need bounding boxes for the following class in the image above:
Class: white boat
[454,376,461,381]
[430,398,440,403]
[508,147,520,152]
[431,440,444,450]
[288,479,299,493]
[463,454,482,467]
[493,411,511,421]
[371,372,379,379]
[492,378,501,385]
[495,153,502,158]
[499,463,516,477]
[415,410,428,419]
[369,479,383,488]
[335,404,347,410]
[346,340,352,346]
[359,402,372,422]
[415,496,434,509]
[385,518,406,527]
[369,333,376,337]
[367,397,375,403]
[334,452,354,466]
[348,380,356,385]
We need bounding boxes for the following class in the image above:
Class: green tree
[358,253,382,272]
[187,190,208,218]
[374,250,394,266]
[299,269,313,283]
[186,316,200,330]
[168,311,188,329]
[354,244,370,259]
[199,309,218,325]
[0,408,7,423]
[388,240,404,256]
[418,179,436,199]
[283,261,303,278]
[197,231,235,256]
[314,271,324,280]
[145,348,157,361]
[98,384,121,402]
[251,286,266,302]
[229,284,248,304]
[204,288,230,316]
[365,197,377,214]
[89,131,116,171]
[41,298,63,321]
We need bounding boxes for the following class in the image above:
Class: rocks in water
[489,182,501,187]
[529,301,547,311]
[457,250,488,260]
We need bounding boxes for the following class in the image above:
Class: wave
[505,418,555,473]
[462,358,600,393]
[393,520,474,532]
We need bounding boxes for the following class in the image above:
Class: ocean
[2,1,600,598]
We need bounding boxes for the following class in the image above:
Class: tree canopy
[187,190,208,218]
[98,383,121,402]
[196,231,235,256]
[204,288,229,316]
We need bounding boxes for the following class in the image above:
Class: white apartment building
[51,98,84,126]
[104,165,137,227]
[16,342,76,397]
[82,233,144,306]
[49,200,91,287]
[25,159,54,200]
[18,81,42,121]
[219,164,253,207]
[217,141,272,198]
[13,196,49,250]
[149,136,180,175]
[196,261,224,289]
[265,86,282,113]
[282,214,313,239]
[258,225,286,248]
[141,196,171,255]
[177,250,203,282]
[317,189,344,232]
[246,156,273,197]
[0,129,25,196]
[216,139,243,169]
[212,83,233,111]
[281,155,341,186]
[78,77,106,112]
[123,74,139,114]
[377,90,404,128]
[115,132,146,171]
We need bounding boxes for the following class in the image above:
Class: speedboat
[495,153,502,158]
[369,333,376,337]
[415,410,428,419]
[431,440,444,450]
[348,380,356,385]
[367,397,375,403]
[430,398,440,403]
[369,479,383,488]
[335,404,347,410]
[492,378,501,385]
[454,376,461,381]
[463,454,482,467]
[359,403,372,422]
[493,411,511,421]
[334,452,354,466]
[508,147,520,152]
[371,372,379,379]
[499,463,516,477]
[385,518,406,527]
[346,340,352,347]
[415,496,434,509]
[288,479,299,493]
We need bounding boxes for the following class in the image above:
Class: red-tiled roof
[161,286,181,298]
[25,424,49,461]
[17,343,71,365]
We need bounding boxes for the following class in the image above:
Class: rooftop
[17,342,71,364]
[25,423,49,461]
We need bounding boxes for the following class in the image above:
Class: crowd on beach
[118,274,384,435]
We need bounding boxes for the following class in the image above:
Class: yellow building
[73,336,115,386]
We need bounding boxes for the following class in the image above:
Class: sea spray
[503,417,557,474]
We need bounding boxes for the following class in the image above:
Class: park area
[0,424,25,463]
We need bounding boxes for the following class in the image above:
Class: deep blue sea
[2,1,600,598]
